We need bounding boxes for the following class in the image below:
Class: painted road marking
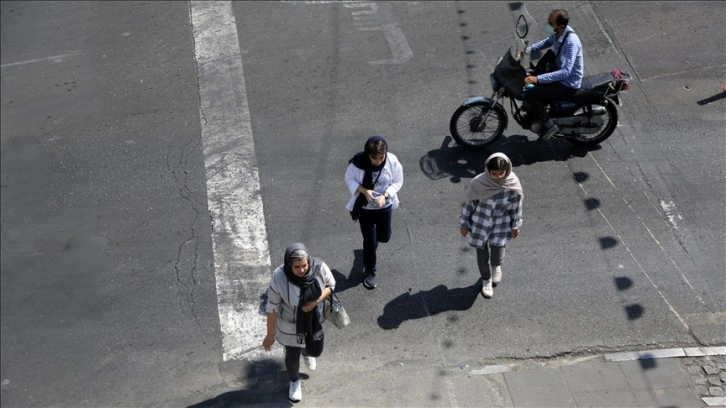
[288,1,414,65]
[605,346,726,361]
[0,52,83,68]
[190,1,272,361]
[659,200,683,230]
[584,154,707,308]
[342,2,413,65]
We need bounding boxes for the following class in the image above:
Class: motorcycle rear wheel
[569,101,618,146]
[449,101,507,149]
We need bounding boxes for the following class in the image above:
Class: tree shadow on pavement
[420,135,598,183]
[187,358,291,408]
[377,281,481,330]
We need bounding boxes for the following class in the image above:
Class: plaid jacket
[458,189,523,248]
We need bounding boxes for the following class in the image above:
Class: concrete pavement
[188,346,726,408]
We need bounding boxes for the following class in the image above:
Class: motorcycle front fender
[461,96,491,106]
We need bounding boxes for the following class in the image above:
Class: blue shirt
[527,26,584,89]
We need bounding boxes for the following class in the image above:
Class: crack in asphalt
[166,135,205,331]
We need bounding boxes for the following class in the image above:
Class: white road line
[587,154,706,307]
[0,51,82,68]
[575,180,691,331]
[190,1,272,361]
[470,365,511,375]
[369,23,414,65]
[659,200,682,230]
[605,346,726,361]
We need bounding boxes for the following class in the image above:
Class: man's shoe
[539,123,559,141]
[303,355,316,371]
[481,279,493,298]
[530,121,543,134]
[492,265,502,285]
[363,273,377,289]
[289,380,302,403]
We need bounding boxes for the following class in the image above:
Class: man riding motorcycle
[523,9,584,141]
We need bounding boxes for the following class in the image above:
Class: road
[1,1,724,406]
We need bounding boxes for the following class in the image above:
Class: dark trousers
[284,346,302,382]
[523,82,578,123]
[358,205,393,275]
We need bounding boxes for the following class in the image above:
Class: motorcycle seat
[581,72,616,89]
[566,72,615,103]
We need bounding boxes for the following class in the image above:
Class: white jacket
[344,152,404,211]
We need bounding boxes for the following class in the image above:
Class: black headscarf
[349,136,388,218]
[283,243,324,346]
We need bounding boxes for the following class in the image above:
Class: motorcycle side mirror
[515,14,528,39]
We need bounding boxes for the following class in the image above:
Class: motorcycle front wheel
[449,101,507,149]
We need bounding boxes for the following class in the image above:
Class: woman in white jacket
[263,243,335,403]
[345,135,404,289]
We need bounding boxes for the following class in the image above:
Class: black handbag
[350,169,383,221]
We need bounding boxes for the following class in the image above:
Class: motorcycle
[450,11,631,149]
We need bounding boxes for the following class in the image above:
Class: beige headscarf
[463,153,523,203]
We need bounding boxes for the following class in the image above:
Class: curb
[604,346,726,362]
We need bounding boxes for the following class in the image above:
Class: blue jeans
[358,205,393,275]
[476,244,505,281]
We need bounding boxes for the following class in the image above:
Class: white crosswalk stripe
[190,1,272,361]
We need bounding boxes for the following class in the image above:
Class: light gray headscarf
[463,153,523,203]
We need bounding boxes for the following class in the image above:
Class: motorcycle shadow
[420,134,600,183]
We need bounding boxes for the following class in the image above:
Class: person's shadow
[330,250,364,294]
[186,358,291,407]
[420,135,597,183]
[377,280,481,330]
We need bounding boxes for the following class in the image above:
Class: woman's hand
[524,76,538,85]
[460,227,470,237]
[363,189,376,202]
[511,228,520,239]
[363,189,386,208]
[262,334,276,351]
[301,300,319,313]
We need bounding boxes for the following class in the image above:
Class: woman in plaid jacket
[458,153,523,298]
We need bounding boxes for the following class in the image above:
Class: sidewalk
[191,346,726,408]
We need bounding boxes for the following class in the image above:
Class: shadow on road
[696,91,726,106]
[420,135,597,183]
[377,281,481,330]
[187,358,291,408]
[330,249,363,294]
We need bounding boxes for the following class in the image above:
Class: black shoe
[539,123,559,141]
[530,121,543,134]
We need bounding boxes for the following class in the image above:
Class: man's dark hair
[555,9,569,27]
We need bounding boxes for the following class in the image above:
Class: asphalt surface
[1,1,724,407]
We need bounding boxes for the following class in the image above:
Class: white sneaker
[303,355,316,371]
[289,380,302,403]
[481,279,493,298]
[492,265,502,285]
